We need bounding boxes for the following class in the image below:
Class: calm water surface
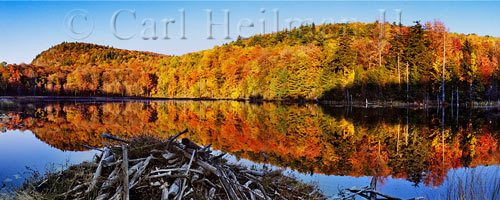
[0,100,499,198]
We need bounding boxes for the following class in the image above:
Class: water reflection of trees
[0,101,499,187]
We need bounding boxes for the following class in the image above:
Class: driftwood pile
[19,129,325,200]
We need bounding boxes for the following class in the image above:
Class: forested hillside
[2,21,500,102]
[2,43,167,96]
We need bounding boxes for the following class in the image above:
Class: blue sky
[1,1,500,64]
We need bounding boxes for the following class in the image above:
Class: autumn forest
[2,21,500,102]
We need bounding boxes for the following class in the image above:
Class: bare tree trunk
[346,89,349,105]
[398,54,401,86]
[442,32,446,104]
[406,62,409,102]
[442,105,445,172]
[470,81,473,105]
[397,124,400,155]
[379,50,382,67]
[405,108,409,145]
[451,91,454,108]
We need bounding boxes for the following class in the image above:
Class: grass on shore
[432,167,500,200]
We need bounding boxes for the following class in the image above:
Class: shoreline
[0,96,499,109]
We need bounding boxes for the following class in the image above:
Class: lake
[0,100,499,198]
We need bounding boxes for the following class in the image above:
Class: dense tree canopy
[2,22,500,102]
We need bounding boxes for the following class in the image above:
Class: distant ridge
[32,42,168,67]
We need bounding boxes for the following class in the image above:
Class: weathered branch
[102,133,130,143]
[177,150,196,200]
[166,128,189,147]
[121,145,129,200]
[82,144,103,152]
[86,147,110,193]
